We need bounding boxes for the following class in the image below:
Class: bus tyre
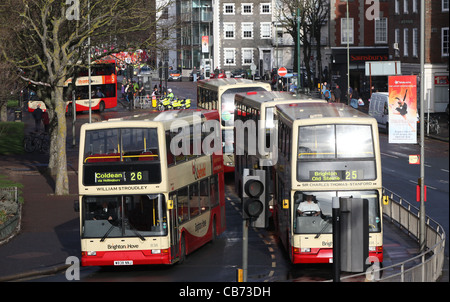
[98,101,105,112]
[179,235,186,264]
[211,218,217,242]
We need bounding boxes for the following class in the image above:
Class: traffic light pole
[332,197,341,282]
[242,219,249,282]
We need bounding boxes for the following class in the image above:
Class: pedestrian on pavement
[42,110,50,133]
[334,85,341,103]
[32,104,43,132]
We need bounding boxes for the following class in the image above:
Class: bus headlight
[87,251,97,256]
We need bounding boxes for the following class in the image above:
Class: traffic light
[242,169,267,228]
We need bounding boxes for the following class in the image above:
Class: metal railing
[337,187,446,282]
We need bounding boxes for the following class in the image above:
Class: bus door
[169,193,179,261]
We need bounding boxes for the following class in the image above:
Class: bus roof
[82,109,219,131]
[197,78,270,90]
[235,91,325,108]
[276,102,372,121]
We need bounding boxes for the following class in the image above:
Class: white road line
[381,152,399,158]
[408,179,437,190]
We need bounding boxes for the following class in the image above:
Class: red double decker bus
[27,60,117,113]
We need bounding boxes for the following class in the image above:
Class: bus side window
[189,183,200,217]
[199,179,209,211]
[210,174,219,208]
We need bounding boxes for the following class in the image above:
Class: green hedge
[0,122,24,155]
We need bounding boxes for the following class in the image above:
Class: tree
[275,0,329,90]
[0,59,20,122]
[0,0,174,195]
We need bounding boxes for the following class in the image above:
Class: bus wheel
[179,235,186,264]
[211,217,217,242]
[98,101,105,112]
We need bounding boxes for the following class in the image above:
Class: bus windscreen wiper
[100,219,146,242]
[125,219,146,241]
[100,220,120,242]
[314,218,332,239]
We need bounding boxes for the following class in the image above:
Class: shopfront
[331,47,389,101]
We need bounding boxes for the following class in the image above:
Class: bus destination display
[95,171,149,184]
[309,170,363,182]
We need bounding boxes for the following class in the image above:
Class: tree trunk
[49,85,69,195]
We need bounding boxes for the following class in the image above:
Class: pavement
[0,89,448,282]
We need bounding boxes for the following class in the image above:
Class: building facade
[329,0,391,100]
[389,0,449,113]
[213,0,275,77]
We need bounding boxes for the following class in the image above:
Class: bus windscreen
[297,124,376,182]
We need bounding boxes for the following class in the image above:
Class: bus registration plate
[114,260,133,266]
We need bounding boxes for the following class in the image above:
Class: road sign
[277,67,287,77]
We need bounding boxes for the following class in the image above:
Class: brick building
[389,0,449,113]
[329,0,391,100]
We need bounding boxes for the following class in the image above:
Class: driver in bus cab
[94,202,117,221]
[297,194,321,217]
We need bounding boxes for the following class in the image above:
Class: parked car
[169,69,182,81]
[210,71,226,79]
[231,69,246,78]
[138,66,152,75]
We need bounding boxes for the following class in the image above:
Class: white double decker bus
[273,102,384,264]
[77,110,226,266]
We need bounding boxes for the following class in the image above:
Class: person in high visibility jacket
[167,88,174,99]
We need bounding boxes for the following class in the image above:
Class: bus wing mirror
[167,199,174,210]
[283,199,289,209]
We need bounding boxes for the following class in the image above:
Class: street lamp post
[296,8,301,93]
[419,0,426,253]
[346,0,350,105]
[88,0,92,123]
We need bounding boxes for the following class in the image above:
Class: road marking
[381,152,399,158]
[408,179,437,190]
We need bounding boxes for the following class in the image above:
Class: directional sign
[277,67,287,77]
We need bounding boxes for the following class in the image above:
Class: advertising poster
[388,75,418,144]
[202,36,209,53]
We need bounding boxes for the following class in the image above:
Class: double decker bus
[197,78,271,172]
[77,109,225,266]
[273,102,383,264]
[28,60,117,113]
[233,90,326,201]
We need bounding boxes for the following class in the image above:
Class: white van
[368,92,389,132]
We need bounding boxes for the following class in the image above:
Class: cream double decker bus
[273,102,383,264]
[77,110,225,266]
[233,90,326,200]
[197,78,271,172]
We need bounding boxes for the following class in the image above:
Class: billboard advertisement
[388,76,418,144]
